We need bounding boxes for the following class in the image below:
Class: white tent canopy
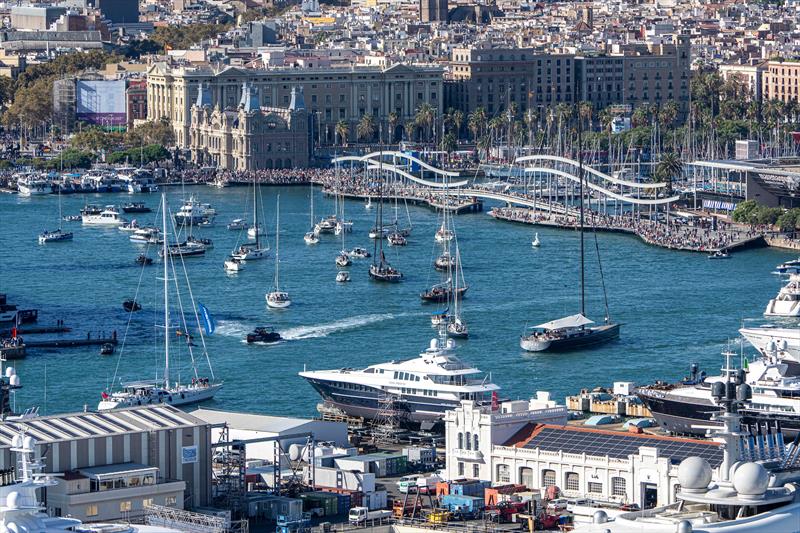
[532,314,594,331]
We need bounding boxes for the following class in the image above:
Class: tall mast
[253,176,260,248]
[375,138,384,267]
[275,195,280,290]
[578,104,585,317]
[161,193,170,389]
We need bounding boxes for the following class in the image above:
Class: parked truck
[348,507,392,525]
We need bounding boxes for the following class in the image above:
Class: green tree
[151,24,231,50]
[414,103,435,142]
[356,114,376,143]
[387,111,399,143]
[335,120,349,147]
[468,107,486,140]
[404,121,416,142]
[654,151,683,194]
[439,132,457,159]
[126,118,175,147]
[2,78,54,129]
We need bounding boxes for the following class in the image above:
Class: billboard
[76,80,127,126]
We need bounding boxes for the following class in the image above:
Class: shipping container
[364,490,388,510]
[311,466,376,492]
[402,446,436,464]
[441,494,485,517]
[450,480,488,497]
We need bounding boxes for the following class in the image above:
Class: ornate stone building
[189,83,309,170]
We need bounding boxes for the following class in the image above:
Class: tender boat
[246,326,283,344]
[335,252,352,267]
[519,313,620,352]
[304,231,320,245]
[123,299,142,312]
[232,243,268,260]
[82,206,126,226]
[63,215,81,222]
[299,335,501,426]
[765,274,800,316]
[709,250,730,259]
[119,220,141,232]
[224,257,245,272]
[121,202,151,213]
[38,228,73,244]
[420,282,468,303]
[348,247,371,259]
[336,271,351,283]
[135,254,153,266]
[387,232,408,246]
[100,342,115,355]
[227,218,249,231]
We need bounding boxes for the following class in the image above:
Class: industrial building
[0,404,212,521]
[445,398,723,509]
[10,6,67,30]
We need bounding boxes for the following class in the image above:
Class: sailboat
[365,197,373,210]
[423,203,467,303]
[304,184,320,245]
[38,178,73,244]
[369,149,403,282]
[266,195,291,308]
[335,194,352,267]
[233,176,269,260]
[447,244,469,339]
[520,111,620,352]
[99,193,223,410]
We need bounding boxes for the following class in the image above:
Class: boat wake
[215,320,252,338]
[281,313,395,340]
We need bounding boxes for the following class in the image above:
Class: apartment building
[147,63,445,148]
[762,59,800,103]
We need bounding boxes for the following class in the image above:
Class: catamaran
[266,195,291,308]
[98,193,222,410]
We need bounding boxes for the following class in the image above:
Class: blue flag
[198,302,215,336]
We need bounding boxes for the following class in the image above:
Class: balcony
[450,448,483,461]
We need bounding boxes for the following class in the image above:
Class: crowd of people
[170,167,339,185]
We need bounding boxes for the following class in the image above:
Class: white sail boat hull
[99,383,223,410]
[266,295,292,308]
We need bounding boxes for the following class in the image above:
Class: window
[165,496,177,507]
[465,432,471,450]
[473,464,480,479]
[473,434,479,450]
[612,477,626,497]
[520,467,534,489]
[120,501,132,512]
[143,498,153,508]
[458,462,465,476]
[496,464,511,483]
[457,432,463,449]
[542,470,556,488]
[588,482,603,494]
[86,504,98,517]
[565,472,579,492]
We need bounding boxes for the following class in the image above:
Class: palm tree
[335,120,349,147]
[655,151,682,194]
[414,103,435,142]
[524,108,538,148]
[387,111,399,143]
[468,107,487,141]
[440,132,457,162]
[451,109,464,139]
[404,121,416,142]
[357,114,376,143]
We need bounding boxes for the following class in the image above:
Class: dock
[323,189,483,214]
[0,325,71,336]
[23,331,117,349]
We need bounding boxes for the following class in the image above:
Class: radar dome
[733,462,770,498]
[10,435,22,449]
[9,375,19,387]
[677,457,712,492]
[429,339,437,350]
[592,510,608,524]
[288,444,302,461]
[4,368,14,378]
[22,436,35,452]
[6,491,19,509]
[676,520,693,533]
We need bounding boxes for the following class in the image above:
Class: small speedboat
[63,215,81,222]
[246,326,283,343]
[775,258,800,274]
[224,257,245,272]
[118,220,140,232]
[121,202,151,214]
[387,232,407,246]
[227,218,249,231]
[347,247,371,259]
[123,299,142,312]
[304,231,320,245]
[38,228,73,244]
[434,253,456,271]
[709,250,730,259]
[336,271,351,283]
[368,227,389,239]
[335,253,352,267]
[135,254,153,266]
[531,232,541,248]
[100,342,115,356]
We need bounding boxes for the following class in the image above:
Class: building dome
[733,462,770,498]
[677,457,712,492]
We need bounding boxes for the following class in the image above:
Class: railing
[449,448,483,461]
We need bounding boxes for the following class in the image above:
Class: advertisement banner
[181,445,198,464]
[76,80,127,126]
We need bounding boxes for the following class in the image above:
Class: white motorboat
[227,218,249,231]
[232,244,268,260]
[82,206,126,226]
[775,258,800,274]
[336,271,351,283]
[765,274,800,317]
[16,173,50,196]
[368,227,389,239]
[347,247,371,259]
[174,197,214,226]
[300,335,500,425]
[129,227,162,244]
[224,257,245,272]
[118,220,141,232]
[531,232,541,247]
[266,195,291,308]
[38,228,73,244]
[304,231,320,245]
[709,250,730,259]
[387,232,407,246]
[739,325,800,364]
[315,215,337,234]
[99,193,222,411]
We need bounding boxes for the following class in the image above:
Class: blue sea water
[0,185,794,417]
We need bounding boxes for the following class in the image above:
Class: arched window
[465,432,471,450]
[496,464,510,483]
[565,472,579,492]
[519,467,533,489]
[542,470,556,488]
[457,432,463,449]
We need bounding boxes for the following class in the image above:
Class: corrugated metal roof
[0,405,205,446]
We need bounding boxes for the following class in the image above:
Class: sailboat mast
[161,193,170,389]
[275,195,280,290]
[375,142,384,266]
[578,104,585,316]
[253,177,260,248]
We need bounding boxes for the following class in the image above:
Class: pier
[22,330,117,349]
[0,325,71,336]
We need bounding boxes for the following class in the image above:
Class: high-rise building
[420,0,448,23]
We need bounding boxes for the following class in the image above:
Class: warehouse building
[0,405,212,521]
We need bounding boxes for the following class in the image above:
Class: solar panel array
[524,427,723,467]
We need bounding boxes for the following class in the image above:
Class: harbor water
[0,185,794,416]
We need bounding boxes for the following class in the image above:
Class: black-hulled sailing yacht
[369,147,403,282]
[519,105,620,352]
